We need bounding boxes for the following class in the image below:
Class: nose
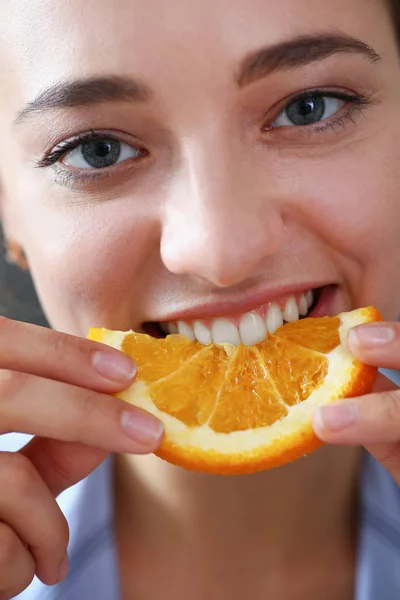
[160,137,286,288]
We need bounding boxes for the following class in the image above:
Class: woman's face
[0,0,399,343]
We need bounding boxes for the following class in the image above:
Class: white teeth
[177,320,195,341]
[166,290,315,345]
[239,312,267,347]
[266,303,284,333]
[298,294,309,317]
[211,318,241,346]
[193,321,212,345]
[283,296,299,322]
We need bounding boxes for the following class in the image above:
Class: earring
[3,237,29,271]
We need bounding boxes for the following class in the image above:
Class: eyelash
[35,130,148,187]
[35,130,146,168]
[264,90,370,134]
[35,90,371,187]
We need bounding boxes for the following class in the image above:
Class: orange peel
[89,306,381,475]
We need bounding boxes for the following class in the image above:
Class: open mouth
[145,285,335,347]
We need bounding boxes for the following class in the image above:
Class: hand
[313,320,400,483]
[0,317,164,599]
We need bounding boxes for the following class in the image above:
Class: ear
[0,186,29,271]
[2,235,29,271]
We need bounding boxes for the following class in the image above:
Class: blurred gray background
[0,228,47,450]
[0,228,48,326]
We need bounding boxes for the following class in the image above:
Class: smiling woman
[0,0,400,599]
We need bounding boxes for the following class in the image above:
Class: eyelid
[272,95,345,129]
[263,88,368,130]
[36,129,147,169]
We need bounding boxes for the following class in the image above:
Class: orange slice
[88,306,381,475]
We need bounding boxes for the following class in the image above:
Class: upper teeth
[163,291,314,347]
[239,312,267,346]
[193,320,212,345]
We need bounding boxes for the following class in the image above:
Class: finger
[20,437,108,497]
[0,522,35,598]
[0,453,69,586]
[363,442,400,485]
[312,389,400,445]
[0,316,137,393]
[348,321,400,370]
[0,370,164,456]
[371,372,399,393]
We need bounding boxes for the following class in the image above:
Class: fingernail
[92,351,137,383]
[121,409,164,446]
[315,403,358,431]
[58,555,69,582]
[349,324,396,349]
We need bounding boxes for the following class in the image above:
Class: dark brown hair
[387,0,400,46]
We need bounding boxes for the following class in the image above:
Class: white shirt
[11,368,400,599]
[7,452,397,600]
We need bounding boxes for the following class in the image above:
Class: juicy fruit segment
[122,333,202,383]
[210,346,288,433]
[89,307,381,475]
[120,321,331,433]
[258,339,329,408]
[276,315,341,353]
[146,345,226,427]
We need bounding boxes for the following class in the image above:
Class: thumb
[20,437,108,497]
[348,321,400,370]
[371,372,399,394]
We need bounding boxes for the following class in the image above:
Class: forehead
[1,0,391,96]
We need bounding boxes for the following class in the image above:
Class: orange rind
[89,306,381,475]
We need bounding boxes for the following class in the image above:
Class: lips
[156,288,325,346]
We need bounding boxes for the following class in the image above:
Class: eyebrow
[15,75,152,124]
[238,33,381,86]
[15,34,380,124]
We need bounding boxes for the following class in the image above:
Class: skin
[0,0,399,598]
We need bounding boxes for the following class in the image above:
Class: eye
[63,137,143,169]
[272,94,346,128]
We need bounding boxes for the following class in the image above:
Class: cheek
[18,199,156,335]
[293,142,400,315]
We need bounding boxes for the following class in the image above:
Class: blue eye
[272,95,346,128]
[63,138,142,169]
